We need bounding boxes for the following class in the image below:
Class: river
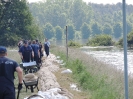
[80,46,133,74]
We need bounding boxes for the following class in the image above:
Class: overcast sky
[28,0,133,4]
[84,0,133,4]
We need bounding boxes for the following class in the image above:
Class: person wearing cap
[31,40,40,68]
[0,46,23,99]
[36,39,39,45]
[19,40,34,62]
[44,38,50,57]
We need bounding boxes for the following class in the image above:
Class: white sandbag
[61,69,72,74]
[56,60,63,64]
[60,63,66,66]
[56,56,60,59]
[37,89,69,99]
[23,61,36,67]
[24,95,45,99]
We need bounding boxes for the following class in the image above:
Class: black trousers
[45,45,49,56]
[34,55,39,65]
[0,85,15,99]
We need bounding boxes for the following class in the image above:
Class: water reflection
[80,46,133,74]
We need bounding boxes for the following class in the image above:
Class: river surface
[80,46,133,74]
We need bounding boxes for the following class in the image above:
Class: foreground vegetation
[51,46,133,99]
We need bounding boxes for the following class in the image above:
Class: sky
[28,0,133,5]
[84,0,133,5]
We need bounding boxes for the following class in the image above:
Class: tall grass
[7,48,21,63]
[51,46,133,99]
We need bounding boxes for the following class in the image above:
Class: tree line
[28,0,133,42]
[1,0,133,47]
[0,0,43,46]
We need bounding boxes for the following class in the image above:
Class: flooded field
[80,46,133,74]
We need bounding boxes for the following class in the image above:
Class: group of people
[0,38,50,99]
[18,39,42,66]
[18,38,50,66]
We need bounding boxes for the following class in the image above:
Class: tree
[103,23,113,35]
[117,30,133,47]
[67,24,75,40]
[113,22,122,39]
[0,0,40,46]
[81,22,91,39]
[70,0,86,30]
[91,22,102,36]
[127,31,133,47]
[127,21,133,34]
[55,26,63,40]
[44,23,54,39]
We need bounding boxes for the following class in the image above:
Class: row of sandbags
[25,54,73,99]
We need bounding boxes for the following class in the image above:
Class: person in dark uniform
[44,38,50,57]
[39,42,43,58]
[31,40,40,66]
[19,40,34,62]
[0,46,23,99]
[36,39,39,45]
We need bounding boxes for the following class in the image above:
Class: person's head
[45,38,48,42]
[23,40,28,47]
[32,40,36,44]
[36,39,38,43]
[0,46,7,57]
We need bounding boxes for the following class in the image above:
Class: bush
[117,31,133,48]
[68,40,81,47]
[87,34,114,46]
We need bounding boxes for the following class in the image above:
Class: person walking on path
[44,38,50,57]
[38,42,43,59]
[0,46,23,99]
[19,40,34,62]
[31,40,40,66]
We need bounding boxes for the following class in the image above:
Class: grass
[54,68,90,99]
[51,46,133,99]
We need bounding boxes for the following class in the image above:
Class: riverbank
[51,46,133,99]
[7,46,133,99]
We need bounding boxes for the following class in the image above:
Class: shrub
[87,34,114,46]
[117,30,133,48]
[68,40,81,47]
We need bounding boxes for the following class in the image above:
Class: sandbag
[23,73,38,82]
[24,73,35,78]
